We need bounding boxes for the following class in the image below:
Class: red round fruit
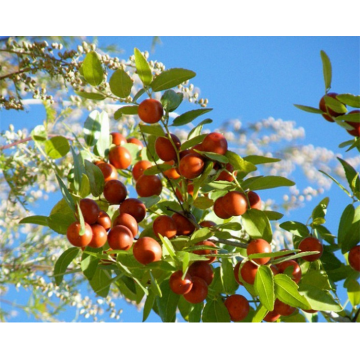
[138,99,163,124]
[171,213,195,236]
[179,153,205,179]
[263,310,281,322]
[298,237,323,262]
[169,270,193,295]
[188,261,214,285]
[113,213,138,237]
[107,225,133,250]
[213,196,231,219]
[224,294,250,322]
[234,261,243,285]
[247,238,272,265]
[127,137,144,150]
[132,160,152,181]
[345,110,360,137]
[202,132,228,155]
[119,198,146,223]
[96,162,118,182]
[276,260,302,284]
[155,134,181,162]
[133,237,162,265]
[349,245,360,272]
[248,191,262,210]
[109,146,132,169]
[111,132,126,146]
[216,163,237,182]
[163,160,180,180]
[270,265,279,275]
[136,174,162,197]
[183,276,208,304]
[223,191,248,216]
[193,240,217,264]
[199,220,217,228]
[79,198,101,225]
[274,299,295,316]
[240,261,258,285]
[67,222,93,247]
[103,179,127,204]
[153,215,177,239]
[88,224,108,248]
[97,210,112,230]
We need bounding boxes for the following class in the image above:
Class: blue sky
[1,36,359,322]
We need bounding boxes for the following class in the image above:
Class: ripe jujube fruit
[216,163,237,182]
[155,134,181,162]
[179,153,205,179]
[202,132,228,155]
[276,260,301,284]
[113,213,138,237]
[240,261,258,285]
[171,212,195,236]
[67,222,93,247]
[107,225,133,251]
[183,276,208,304]
[135,174,162,197]
[274,299,295,317]
[246,238,272,265]
[132,160,152,181]
[138,98,164,124]
[127,137,144,150]
[193,240,217,264]
[119,198,146,223]
[348,245,360,272]
[223,191,248,217]
[88,224,108,248]
[97,210,111,230]
[163,160,180,180]
[188,261,214,285]
[199,220,217,228]
[103,179,127,204]
[169,270,193,295]
[224,294,250,322]
[248,191,262,210]
[79,198,101,225]
[263,310,281,322]
[213,196,231,219]
[133,237,162,265]
[96,162,118,182]
[298,237,323,262]
[345,110,360,137]
[109,146,132,170]
[111,132,126,146]
[153,215,177,239]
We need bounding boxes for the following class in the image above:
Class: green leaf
[338,204,355,246]
[243,155,281,165]
[75,91,105,100]
[82,51,104,86]
[226,151,257,173]
[274,274,311,309]
[158,234,176,259]
[95,111,110,158]
[198,151,228,164]
[79,173,91,198]
[241,209,272,242]
[70,147,85,193]
[280,221,309,237]
[216,222,242,231]
[151,68,196,92]
[138,195,160,209]
[44,136,70,159]
[221,258,239,295]
[181,252,191,276]
[250,250,296,261]
[318,170,352,198]
[149,271,162,297]
[177,296,194,321]
[263,211,284,221]
[156,281,180,322]
[31,125,47,142]
[134,48,153,86]
[254,265,275,311]
[138,123,165,137]
[320,50,332,91]
[84,160,105,197]
[344,278,360,307]
[143,293,155,322]
[19,215,49,226]
[81,247,102,281]
[84,110,102,147]
[336,94,360,108]
[89,268,113,298]
[190,228,213,243]
[114,105,139,120]
[188,118,213,139]
[341,218,360,254]
[188,302,204,322]
[53,248,80,286]
[122,143,141,165]
[324,96,347,115]
[252,305,268,323]
[281,313,306,323]
[202,299,231,322]
[47,213,76,235]
[271,251,323,265]
[193,196,214,210]
[161,90,183,112]
[172,108,213,127]
[180,134,207,151]
[311,197,329,220]
[144,164,172,176]
[109,69,133,98]
[243,176,295,191]
[55,174,75,211]
[293,104,324,114]
[337,157,360,193]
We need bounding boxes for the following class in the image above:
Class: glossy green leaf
[190,227,213,243]
[55,174,75,211]
[156,281,180,322]
[216,222,242,231]
[151,68,196,92]
[193,196,214,210]
[177,296,194,321]
[311,197,329,220]
[344,278,360,307]
[31,125,47,142]
[54,247,80,286]
[337,157,360,193]
[320,50,332,91]
[95,112,110,158]
[158,234,176,259]
[318,170,351,198]
[44,136,70,159]
[144,164,171,176]
[19,215,49,226]
[81,247,102,281]
[138,123,165,137]
[47,213,76,235]
[82,51,104,86]
[244,176,295,191]
[338,204,355,246]
[241,209,272,242]
[263,211,284,221]
[188,302,204,322]
[280,221,309,237]
[109,69,133,98]
[79,173,90,198]
[180,134,207,151]
[84,160,105,197]
[134,48,153,86]
[143,293,155,322]
[341,217,360,254]
[75,91,105,100]
[188,118,213,139]
[243,155,281,165]
[226,150,257,173]
[324,95,347,115]
[252,304,268,322]
[336,94,360,108]
[254,265,275,311]
[114,105,139,120]
[202,299,231,322]
[172,108,212,127]
[89,267,112,298]
[84,110,101,147]
[161,90,183,112]
[293,104,324,114]
[221,258,239,295]
[70,147,85,193]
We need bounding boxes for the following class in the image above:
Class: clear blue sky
[1,36,359,322]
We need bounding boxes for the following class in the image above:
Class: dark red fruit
[319,92,345,122]
[216,163,237,182]
[79,198,100,225]
[97,210,112,230]
[135,174,162,197]
[169,270,193,295]
[248,191,262,210]
[113,213,138,237]
[188,261,214,285]
[277,260,302,284]
[88,224,108,248]
[119,198,146,223]
[346,110,360,136]
[202,132,228,155]
[103,179,127,204]
[96,162,118,182]
[109,146,132,169]
[133,237,162,265]
[138,98,163,124]
[179,154,205,179]
[263,310,281,322]
[155,134,181,162]
[67,222,93,247]
[213,196,231,219]
[240,261,258,285]
[132,160,152,182]
[193,240,217,264]
[274,299,295,316]
[234,261,243,285]
[171,213,195,236]
[199,220,217,228]
[153,215,177,239]
[107,225,133,251]
[224,294,250,322]
[298,237,323,262]
[222,191,248,217]
[111,132,126,146]
[349,245,360,272]
[183,276,208,304]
